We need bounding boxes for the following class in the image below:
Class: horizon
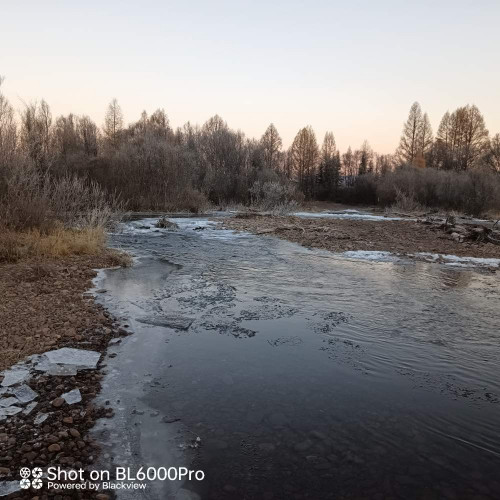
[2,0,500,153]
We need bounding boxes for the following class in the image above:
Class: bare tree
[435,105,489,170]
[260,124,282,171]
[418,113,433,157]
[0,77,17,166]
[20,100,54,170]
[103,98,124,147]
[317,132,339,199]
[341,146,355,186]
[484,133,500,172]
[77,116,99,156]
[290,126,319,198]
[396,102,423,165]
[357,140,373,175]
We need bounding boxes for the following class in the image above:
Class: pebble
[52,397,65,408]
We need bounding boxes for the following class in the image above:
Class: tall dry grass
[0,157,125,263]
[0,225,107,263]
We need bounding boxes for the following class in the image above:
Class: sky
[1,0,499,153]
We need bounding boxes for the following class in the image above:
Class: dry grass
[107,248,133,267]
[0,225,108,263]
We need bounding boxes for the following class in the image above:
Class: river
[92,215,500,500]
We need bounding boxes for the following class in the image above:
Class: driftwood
[420,216,500,245]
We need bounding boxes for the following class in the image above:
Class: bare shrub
[376,166,500,216]
[249,181,303,213]
[391,188,425,212]
[0,159,123,231]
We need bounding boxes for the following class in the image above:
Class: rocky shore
[221,214,500,262]
[0,254,131,499]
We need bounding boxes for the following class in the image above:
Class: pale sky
[1,0,499,153]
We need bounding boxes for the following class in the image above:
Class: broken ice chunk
[34,348,100,374]
[0,368,30,387]
[10,384,38,404]
[23,401,38,415]
[0,397,19,408]
[61,389,82,405]
[44,348,100,370]
[34,413,49,425]
[0,406,22,417]
[0,481,22,497]
[46,365,78,376]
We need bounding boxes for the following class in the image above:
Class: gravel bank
[0,254,131,499]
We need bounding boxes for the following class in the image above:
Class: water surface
[95,216,500,500]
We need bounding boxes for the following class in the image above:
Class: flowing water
[93,215,500,500]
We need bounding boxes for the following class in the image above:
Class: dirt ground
[0,253,131,499]
[221,215,500,260]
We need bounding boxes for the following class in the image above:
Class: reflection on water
[97,217,500,500]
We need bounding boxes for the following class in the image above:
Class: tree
[289,126,319,198]
[484,133,500,172]
[396,102,423,165]
[0,77,17,166]
[77,116,99,156]
[418,112,433,166]
[317,132,340,199]
[260,124,282,171]
[434,105,489,170]
[20,99,53,170]
[341,147,355,186]
[357,140,372,175]
[452,105,489,170]
[103,98,123,146]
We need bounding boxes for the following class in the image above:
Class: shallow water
[95,216,500,500]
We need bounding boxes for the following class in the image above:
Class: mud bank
[221,214,500,262]
[0,254,131,499]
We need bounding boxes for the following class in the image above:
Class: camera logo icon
[19,468,43,490]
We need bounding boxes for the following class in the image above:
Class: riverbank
[0,252,131,499]
[221,214,500,261]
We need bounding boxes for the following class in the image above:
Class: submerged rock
[136,315,194,331]
[156,216,179,230]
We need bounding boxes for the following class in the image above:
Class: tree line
[1,76,499,214]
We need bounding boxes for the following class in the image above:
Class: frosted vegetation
[1,77,500,237]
